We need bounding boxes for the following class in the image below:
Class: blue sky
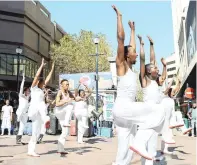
[41,1,174,71]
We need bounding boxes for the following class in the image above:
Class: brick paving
[0,131,196,165]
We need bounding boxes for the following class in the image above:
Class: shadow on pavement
[0,144,19,147]
[39,146,101,156]
[43,140,57,144]
[168,146,190,155]
[85,137,109,144]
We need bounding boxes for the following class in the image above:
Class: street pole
[95,43,99,113]
[16,53,20,92]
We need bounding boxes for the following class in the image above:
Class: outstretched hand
[22,72,25,78]
[112,5,122,16]
[128,21,135,30]
[161,58,166,66]
[147,35,154,44]
[41,58,46,66]
[137,35,144,45]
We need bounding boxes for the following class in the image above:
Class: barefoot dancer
[27,59,54,157]
[113,20,137,165]
[16,73,30,144]
[112,5,164,161]
[74,83,92,144]
[55,79,75,155]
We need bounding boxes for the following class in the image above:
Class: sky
[41,1,174,71]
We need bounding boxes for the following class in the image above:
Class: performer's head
[5,99,9,105]
[23,87,30,96]
[38,78,45,89]
[60,79,69,91]
[79,89,85,98]
[124,45,138,64]
[145,63,159,80]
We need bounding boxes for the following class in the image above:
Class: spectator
[187,102,196,137]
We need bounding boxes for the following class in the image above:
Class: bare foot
[137,35,144,45]
[112,5,122,16]
[128,21,135,30]
[147,35,154,44]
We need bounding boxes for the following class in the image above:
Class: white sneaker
[27,152,40,157]
[78,141,85,144]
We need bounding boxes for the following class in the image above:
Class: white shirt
[2,105,13,118]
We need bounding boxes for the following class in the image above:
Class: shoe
[37,134,44,144]
[27,152,40,157]
[154,155,164,161]
[16,135,22,144]
[183,128,192,135]
[57,151,69,154]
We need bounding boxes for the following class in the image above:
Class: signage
[184,87,195,99]
[103,94,114,121]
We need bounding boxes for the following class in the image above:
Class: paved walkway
[0,131,196,165]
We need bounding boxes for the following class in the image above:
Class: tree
[50,30,112,74]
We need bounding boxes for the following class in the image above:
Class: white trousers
[57,119,69,152]
[76,115,88,143]
[28,115,42,154]
[113,99,165,149]
[1,117,11,129]
[141,132,158,165]
[18,113,28,135]
[115,125,137,165]
[55,104,73,126]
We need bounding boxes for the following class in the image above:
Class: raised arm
[171,78,181,96]
[128,21,136,50]
[45,62,55,86]
[147,36,156,66]
[137,35,146,87]
[32,58,45,88]
[163,76,175,95]
[112,5,125,72]
[74,83,81,97]
[19,72,25,96]
[158,58,167,86]
[84,85,92,98]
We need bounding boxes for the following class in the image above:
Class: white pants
[18,113,28,136]
[115,125,137,165]
[28,115,42,154]
[57,119,69,152]
[141,132,158,165]
[113,99,165,147]
[1,117,11,129]
[55,104,73,126]
[76,115,88,143]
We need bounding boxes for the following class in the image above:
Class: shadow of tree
[85,137,109,144]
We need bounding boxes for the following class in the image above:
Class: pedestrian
[187,102,196,137]
[1,99,13,136]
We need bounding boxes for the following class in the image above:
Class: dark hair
[60,79,68,84]
[78,89,85,96]
[145,63,154,75]
[168,88,173,98]
[124,45,132,57]
[23,87,29,93]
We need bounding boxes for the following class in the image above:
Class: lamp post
[16,46,23,92]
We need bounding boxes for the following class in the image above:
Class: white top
[161,96,175,111]
[116,68,137,102]
[18,96,29,113]
[75,96,88,110]
[30,86,45,104]
[143,80,160,104]
[2,105,13,118]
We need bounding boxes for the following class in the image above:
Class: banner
[103,93,114,121]
[59,72,113,90]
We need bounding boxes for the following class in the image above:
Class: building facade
[0,1,65,90]
[171,0,196,98]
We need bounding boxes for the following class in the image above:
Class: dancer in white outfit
[27,58,55,157]
[112,17,137,165]
[16,73,30,144]
[37,88,55,144]
[74,83,92,144]
[1,100,13,136]
[55,79,75,155]
[137,35,174,165]
[112,5,165,161]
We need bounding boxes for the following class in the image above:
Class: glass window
[0,54,6,74]
[6,55,14,75]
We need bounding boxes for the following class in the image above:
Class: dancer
[74,83,92,144]
[55,79,75,155]
[37,88,55,144]
[1,100,13,136]
[27,58,55,157]
[112,5,165,161]
[113,19,137,165]
[16,72,30,144]
[138,35,174,165]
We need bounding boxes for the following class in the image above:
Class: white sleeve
[1,106,4,112]
[10,106,13,113]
